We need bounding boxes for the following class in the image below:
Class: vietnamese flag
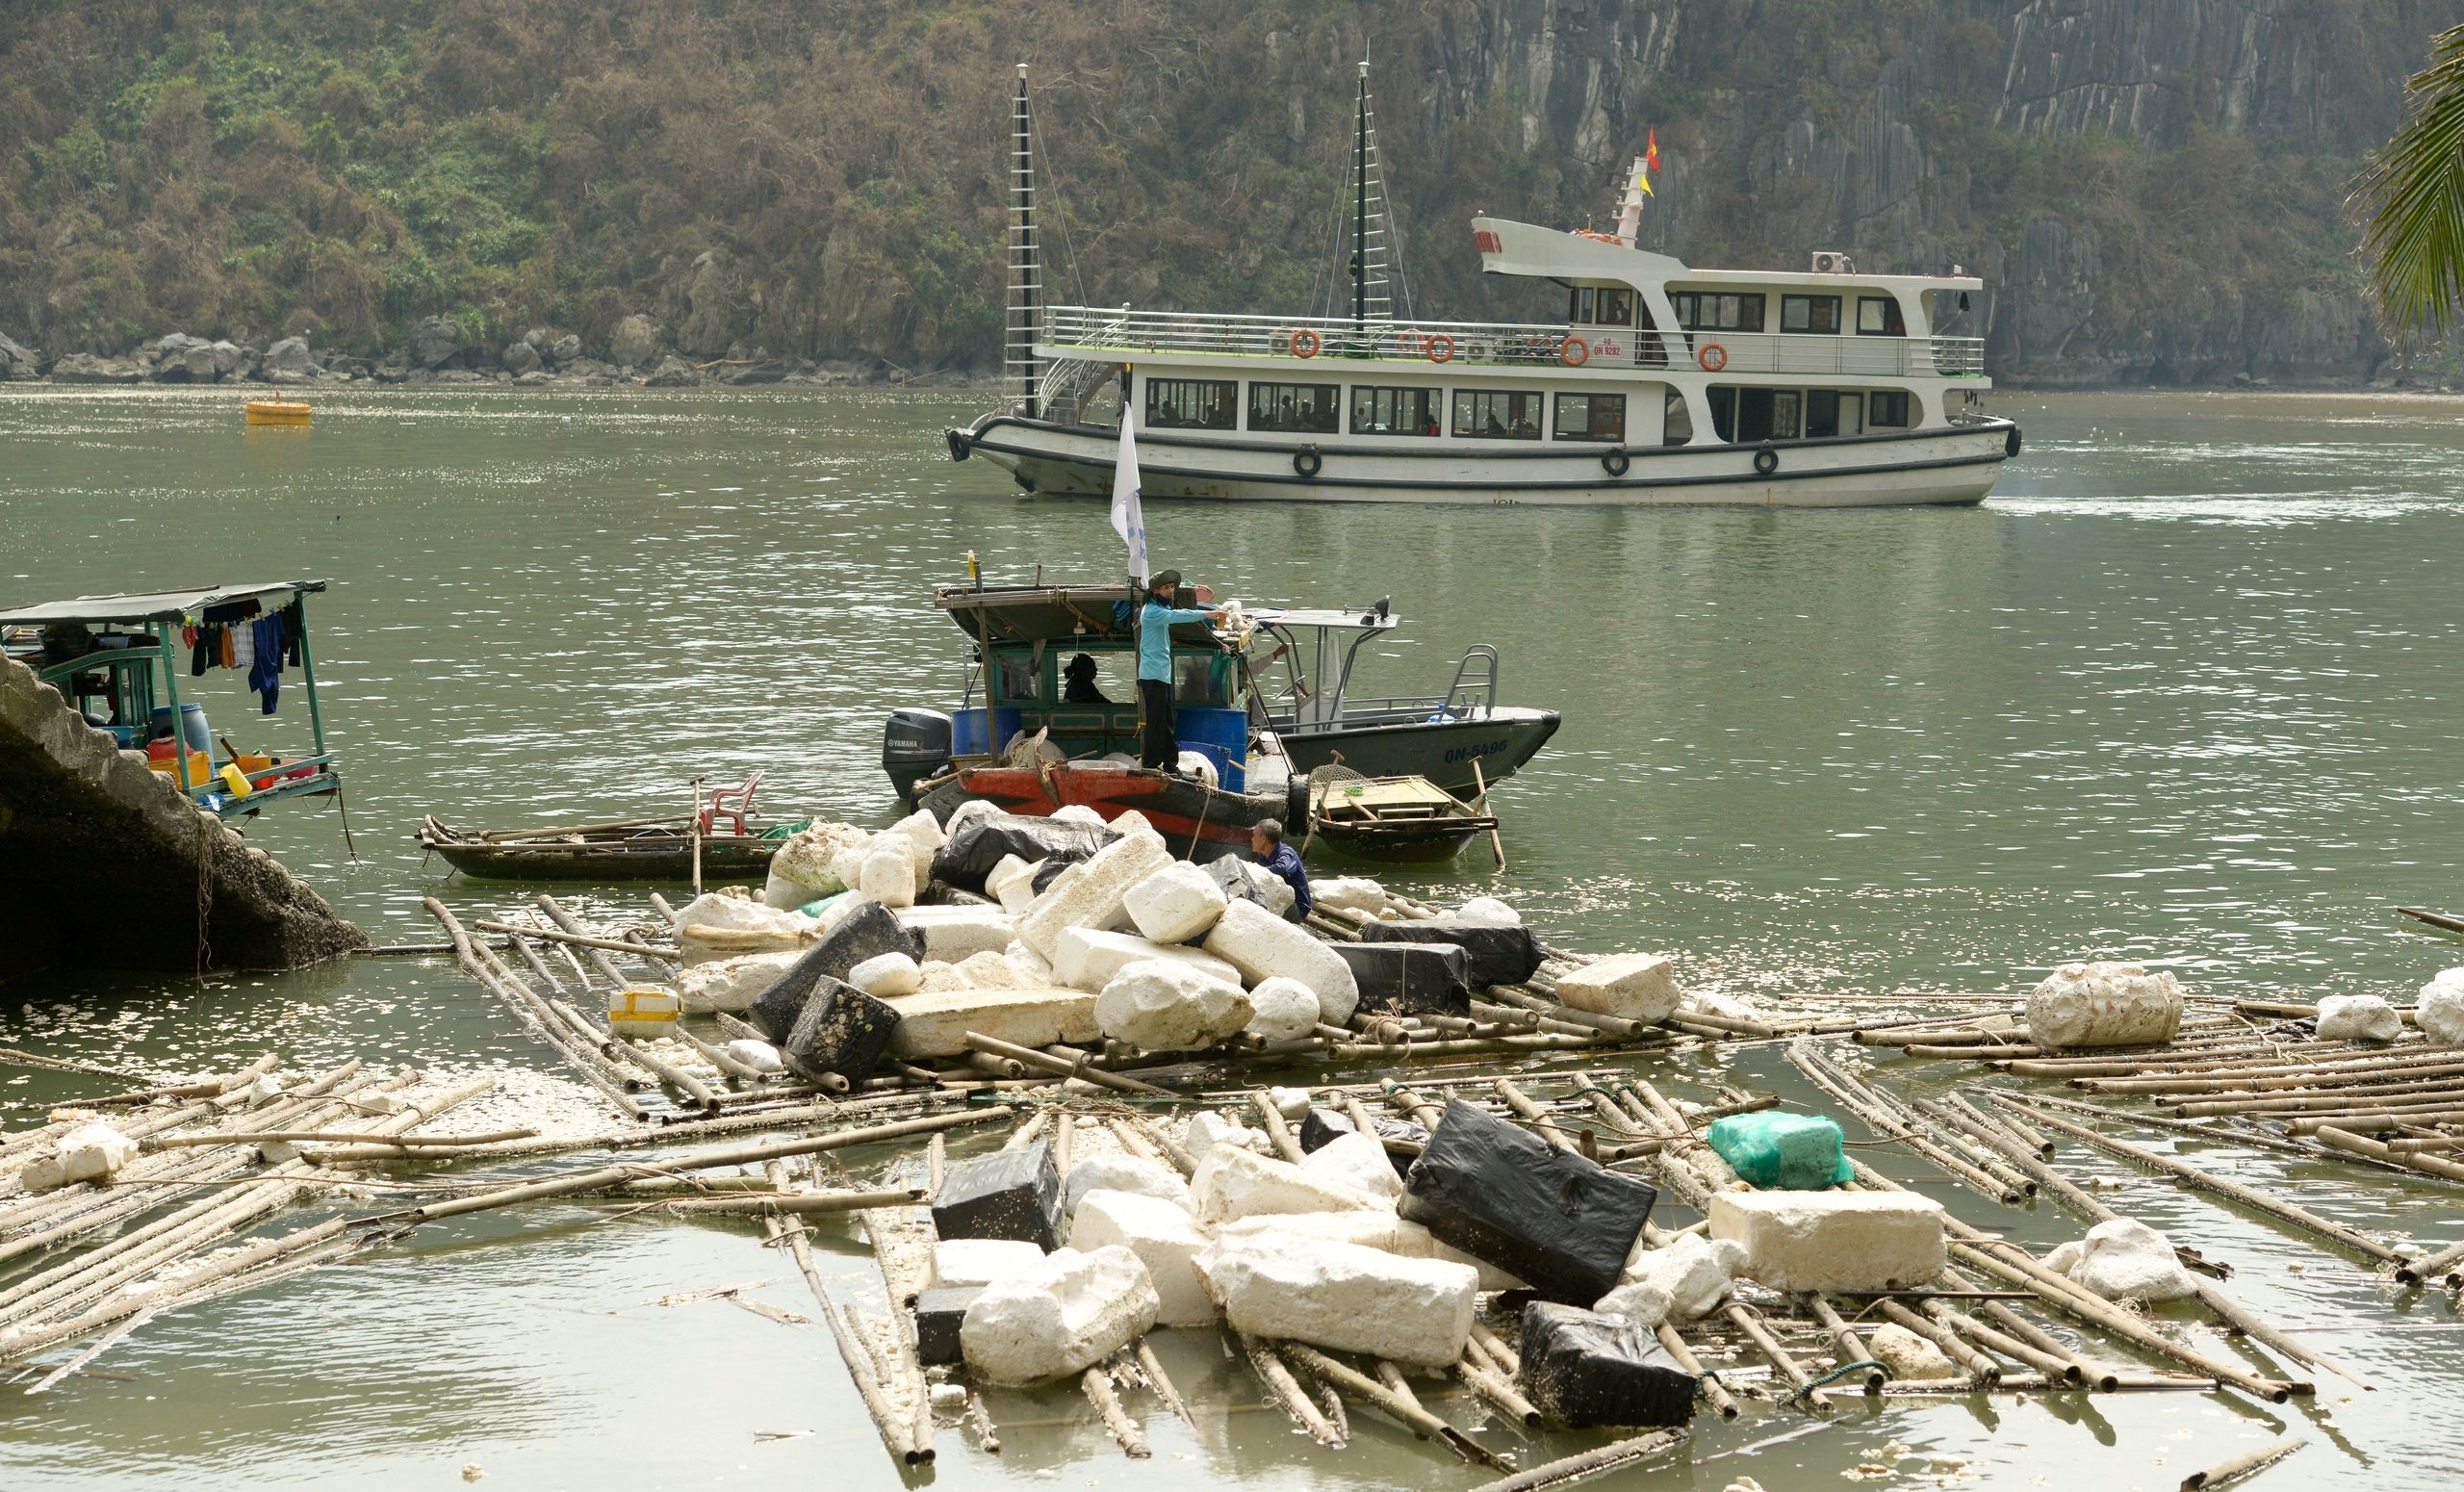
[1646,127,1660,173]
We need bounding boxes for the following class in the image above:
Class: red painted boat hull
[916,763,1288,862]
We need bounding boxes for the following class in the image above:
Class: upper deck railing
[1041,305,1986,379]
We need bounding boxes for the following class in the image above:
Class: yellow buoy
[244,399,312,425]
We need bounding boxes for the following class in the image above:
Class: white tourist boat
[948,65,2018,508]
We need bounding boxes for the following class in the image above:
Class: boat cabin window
[1173,653,1229,707]
[1451,389,1542,440]
[1719,388,1801,443]
[1669,291,1764,332]
[1351,385,1443,436]
[1805,390,1864,438]
[1868,390,1912,427]
[1856,296,1907,336]
[1248,381,1341,434]
[1057,650,1133,706]
[1145,378,1237,430]
[1552,393,1627,443]
[992,653,1040,704]
[1662,389,1694,446]
[1780,295,1841,334]
[1566,286,1636,326]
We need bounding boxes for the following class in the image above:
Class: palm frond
[2354,25,2464,338]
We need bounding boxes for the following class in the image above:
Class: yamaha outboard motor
[883,707,954,805]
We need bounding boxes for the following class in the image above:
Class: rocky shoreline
[0,313,985,392]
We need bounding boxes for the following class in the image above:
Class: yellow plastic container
[147,750,213,785]
[608,986,680,1035]
[218,763,255,798]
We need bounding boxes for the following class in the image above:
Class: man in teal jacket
[1138,570,1226,771]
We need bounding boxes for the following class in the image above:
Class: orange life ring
[1424,333,1456,365]
[1559,336,1591,367]
[1395,327,1427,357]
[1291,328,1322,359]
[1697,341,1729,373]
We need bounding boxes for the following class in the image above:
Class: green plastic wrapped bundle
[1706,1112,1852,1190]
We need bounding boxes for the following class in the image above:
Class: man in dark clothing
[1062,653,1112,705]
[1250,818,1312,919]
[1137,570,1225,771]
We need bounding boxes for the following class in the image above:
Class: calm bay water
[0,386,2458,1488]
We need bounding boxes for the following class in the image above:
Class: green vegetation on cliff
[2,1,2456,380]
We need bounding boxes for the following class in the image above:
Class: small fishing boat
[244,399,311,425]
[418,815,783,883]
[1306,772,1498,863]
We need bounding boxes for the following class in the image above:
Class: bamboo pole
[477,918,680,963]
[1652,1324,1738,1419]
[1239,1333,1345,1447]
[2179,1434,2304,1491]
[963,1034,1171,1095]
[1803,1294,1886,1393]
[534,894,633,986]
[1278,1342,1502,1465]
[760,1159,927,1464]
[1461,1428,1688,1492]
[1083,1362,1150,1457]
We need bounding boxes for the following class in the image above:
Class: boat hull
[1276,707,1557,799]
[421,827,780,883]
[917,763,1288,862]
[958,414,2013,508]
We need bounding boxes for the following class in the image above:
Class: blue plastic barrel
[149,704,212,752]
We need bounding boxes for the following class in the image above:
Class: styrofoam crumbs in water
[395,1065,617,1144]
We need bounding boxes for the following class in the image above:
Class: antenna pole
[1008,64,1040,419]
[1352,64,1369,336]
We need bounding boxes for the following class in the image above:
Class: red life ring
[1291,328,1322,359]
[1395,327,1427,356]
[1560,336,1591,367]
[1424,333,1456,364]
[1697,341,1729,373]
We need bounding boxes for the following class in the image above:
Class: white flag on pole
[1110,401,1149,583]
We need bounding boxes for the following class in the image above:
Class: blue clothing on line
[1138,598,1212,682]
[1260,840,1313,917]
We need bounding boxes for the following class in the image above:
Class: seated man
[1062,653,1112,705]
[1249,818,1312,920]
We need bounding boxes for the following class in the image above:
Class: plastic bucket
[149,703,212,753]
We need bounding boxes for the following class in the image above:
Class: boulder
[1519,1302,1700,1427]
[608,313,664,369]
[1122,862,1230,945]
[1554,953,1683,1023]
[645,354,699,387]
[1095,960,1252,1052]
[961,1246,1160,1384]
[2315,993,2403,1043]
[1018,834,1172,959]
[2023,962,2185,1049]
[1707,1191,1946,1293]
[1191,1145,1385,1227]
[885,986,1099,1059]
[894,904,1015,963]
[500,339,543,375]
[1244,975,1322,1042]
[19,1120,138,1192]
[47,352,143,384]
[1202,900,1359,1024]
[1357,918,1542,990]
[260,336,317,376]
[934,1141,1064,1252]
[2421,968,2464,1046]
[1061,1152,1193,1221]
[2043,1218,2197,1303]
[1298,1130,1405,1205]
[1868,1323,1960,1381]
[408,315,463,369]
[780,977,900,1084]
[0,330,40,380]
[932,1238,1049,1289]
[1602,1233,1746,1322]
[745,899,923,1040]
[1069,1190,1214,1326]
[1334,940,1471,1018]
[1051,926,1240,993]
[549,333,583,364]
[1195,1233,1477,1368]
[847,951,921,997]
[676,949,803,1013]
[1400,1099,1657,1304]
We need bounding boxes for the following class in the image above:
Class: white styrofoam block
[1604,1233,1746,1321]
[1310,876,1390,915]
[1190,1145,1386,1227]
[2422,968,2464,1046]
[1195,1234,1477,1368]
[675,890,816,964]
[961,1245,1160,1384]
[1452,896,1521,927]
[1004,940,1055,987]
[953,949,1024,989]
[1554,952,1684,1024]
[1591,1277,1675,1328]
[2024,962,2184,1049]
[933,1239,1050,1289]
[20,1121,138,1192]
[765,820,868,901]
[895,903,1018,963]
[676,949,802,1013]
[1109,809,1163,843]
[942,798,1007,841]
[2315,993,2403,1043]
[917,960,969,993]
[984,852,1034,900]
[2044,1218,2197,1303]
[1051,926,1241,993]
[847,951,922,998]
[1122,862,1231,945]
[1182,1111,1267,1164]
[858,839,918,909]
[1244,976,1322,1042]
[1062,1153,1194,1221]
[1269,1086,1311,1119]
[1069,1190,1215,1326]
[1049,804,1109,830]
[995,859,1046,914]
[1017,834,1171,959]
[1095,961,1252,1052]
[885,987,1100,1058]
[1298,1130,1404,1205]
[1200,900,1359,1024]
[1869,1323,1960,1380]
[722,1038,784,1073]
[889,807,949,854]
[1708,1191,1947,1294]
[1212,1210,1521,1291]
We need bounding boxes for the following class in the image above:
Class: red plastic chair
[699,771,762,836]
